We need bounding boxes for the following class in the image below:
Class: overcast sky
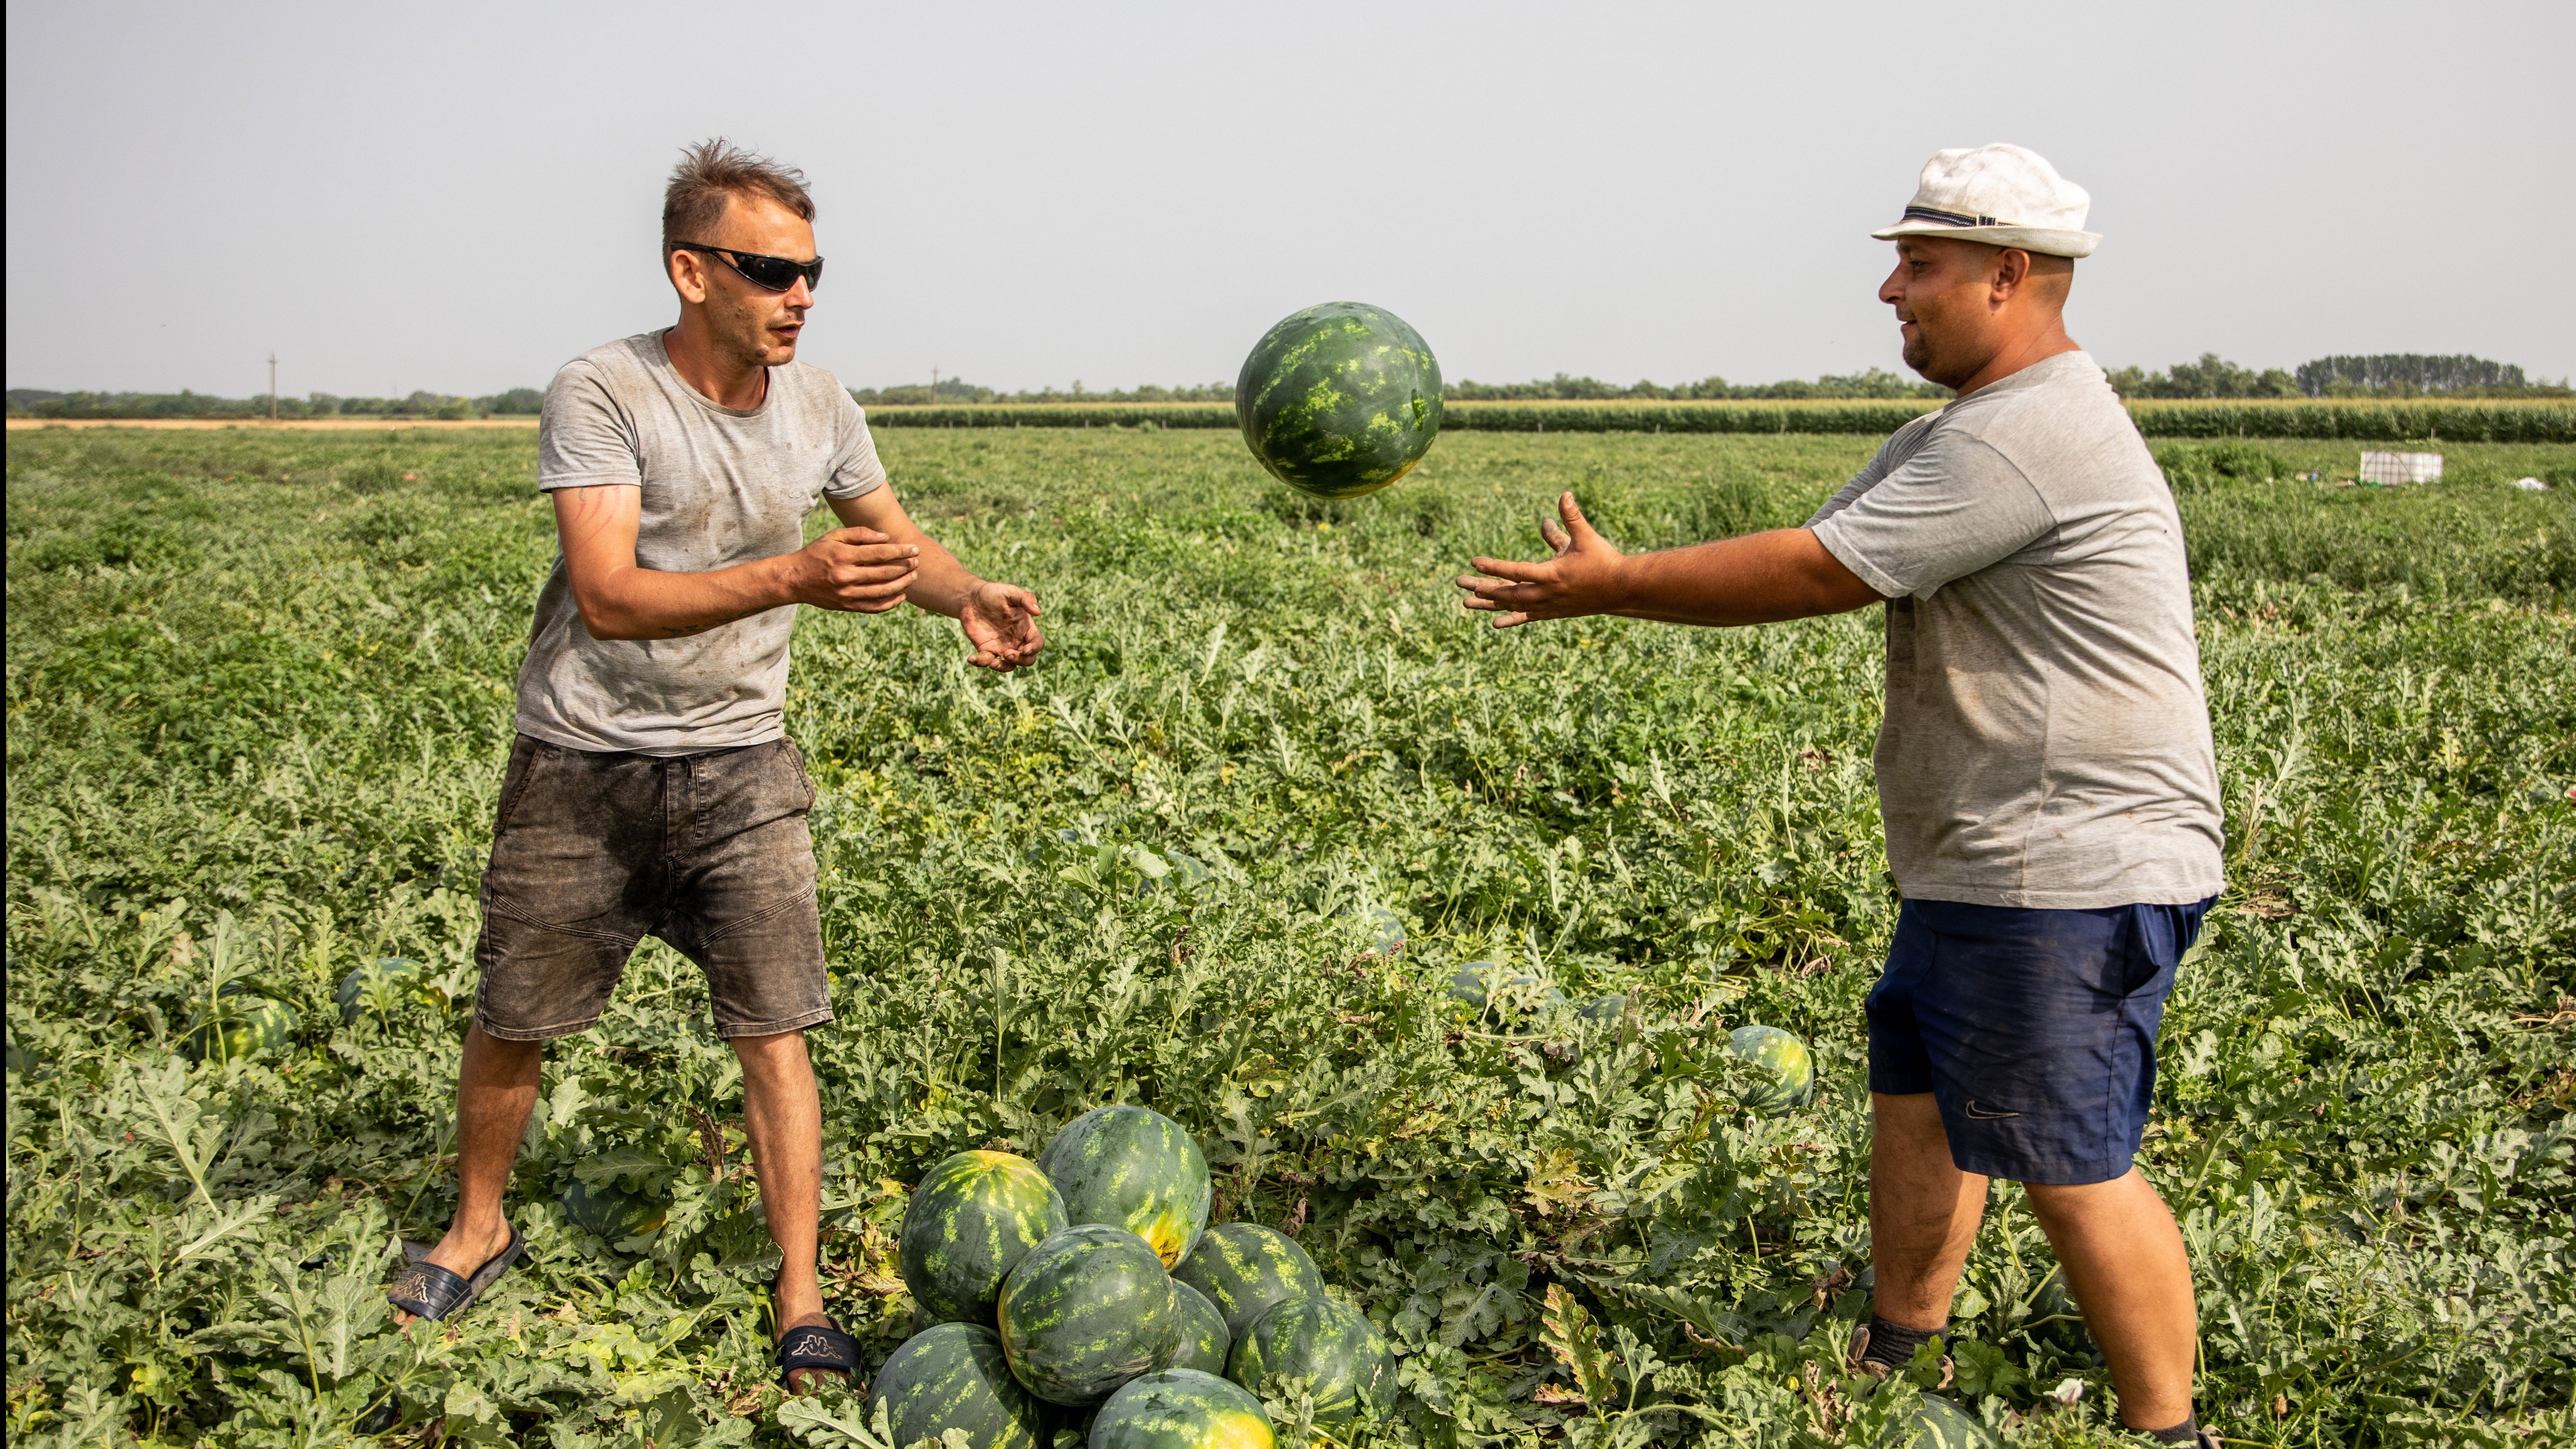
[8,0,2571,399]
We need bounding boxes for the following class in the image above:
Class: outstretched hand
[959,582,1046,670]
[1456,492,1626,627]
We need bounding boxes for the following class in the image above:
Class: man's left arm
[1457,492,1883,628]
[827,486,1046,669]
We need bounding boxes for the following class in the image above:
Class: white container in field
[2359,451,2443,485]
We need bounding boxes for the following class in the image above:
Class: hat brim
[1869,220,2100,259]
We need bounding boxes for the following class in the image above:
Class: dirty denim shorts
[1866,895,2214,1186]
[474,734,833,1041]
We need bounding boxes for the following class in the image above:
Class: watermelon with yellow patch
[902,1150,1072,1326]
[1172,1224,1325,1340]
[870,1322,1047,1449]
[1236,301,1442,501]
[1089,1368,1274,1449]
[1727,1023,1819,1113]
[1225,1297,1394,1430]
[1037,1106,1211,1268]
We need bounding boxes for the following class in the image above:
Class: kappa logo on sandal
[1962,1099,2021,1119]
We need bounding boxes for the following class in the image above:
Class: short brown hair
[661,139,814,253]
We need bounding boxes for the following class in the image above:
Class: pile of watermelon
[876,1105,1393,1449]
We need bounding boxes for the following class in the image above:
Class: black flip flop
[387,1223,523,1323]
[778,1322,862,1394]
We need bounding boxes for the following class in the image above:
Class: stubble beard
[1900,329,1934,379]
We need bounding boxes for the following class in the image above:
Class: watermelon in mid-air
[1090,1368,1274,1449]
[902,1150,1071,1325]
[1726,1024,1818,1113]
[561,1178,668,1243]
[998,1224,1181,1405]
[1172,1224,1327,1339]
[1160,1280,1233,1376]
[1225,1297,1395,1430]
[1037,1106,1212,1269]
[869,1322,1046,1449]
[1236,301,1442,500]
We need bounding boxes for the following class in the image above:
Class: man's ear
[668,247,710,304]
[1990,247,2034,305]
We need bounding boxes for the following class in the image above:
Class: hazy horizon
[8,1,2572,400]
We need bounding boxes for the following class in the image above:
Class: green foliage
[850,398,2576,443]
[6,426,2574,1447]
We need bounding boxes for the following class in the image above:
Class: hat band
[1901,204,2003,228]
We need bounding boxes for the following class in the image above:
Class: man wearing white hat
[1458,144,2224,1445]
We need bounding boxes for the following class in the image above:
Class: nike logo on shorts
[1963,1100,2021,1119]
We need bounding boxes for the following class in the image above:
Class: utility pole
[268,354,279,422]
[931,363,939,401]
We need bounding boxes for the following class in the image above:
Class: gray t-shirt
[516,331,887,755]
[1808,351,2224,909]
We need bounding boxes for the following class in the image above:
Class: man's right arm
[552,484,921,640]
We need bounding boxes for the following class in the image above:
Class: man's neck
[1952,327,2081,399]
[662,318,768,410]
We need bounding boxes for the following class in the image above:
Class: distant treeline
[2110,353,2568,400]
[3,388,545,420]
[848,379,1235,406]
[852,368,1952,406]
[12,351,2564,420]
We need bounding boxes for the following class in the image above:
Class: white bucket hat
[1870,143,2101,259]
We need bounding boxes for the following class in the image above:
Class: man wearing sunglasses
[387,140,1044,1397]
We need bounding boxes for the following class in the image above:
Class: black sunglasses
[671,241,824,293]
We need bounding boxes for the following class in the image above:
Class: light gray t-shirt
[516,331,887,755]
[1808,351,2224,909]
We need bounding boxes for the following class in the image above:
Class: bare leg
[397,1024,543,1324]
[1868,1092,1989,1329]
[734,1029,837,1389]
[2024,1168,2196,1430]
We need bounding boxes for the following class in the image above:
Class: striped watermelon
[561,1179,667,1243]
[1090,1368,1274,1449]
[869,1322,1046,1449]
[183,989,298,1064]
[1159,1280,1232,1376]
[998,1224,1181,1406]
[902,1151,1071,1325]
[1236,302,1442,501]
[1171,1224,1325,1340]
[1580,992,1633,1025]
[1727,1024,1819,1113]
[1037,1106,1211,1269]
[1899,1392,1999,1449]
[1225,1297,1394,1430]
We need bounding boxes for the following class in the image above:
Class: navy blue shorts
[1866,896,2213,1186]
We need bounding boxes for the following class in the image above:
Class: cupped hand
[960,581,1046,670]
[787,527,919,613]
[1455,492,1626,627]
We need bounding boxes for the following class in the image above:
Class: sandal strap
[387,1259,473,1321]
[779,1323,862,1376]
[387,1224,522,1323]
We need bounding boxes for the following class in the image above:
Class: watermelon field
[6,423,2574,1448]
